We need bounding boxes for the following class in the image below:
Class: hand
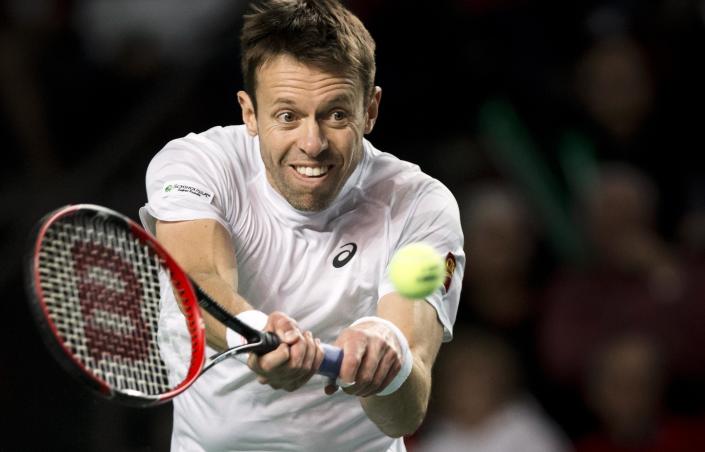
[247,311,323,391]
[325,319,403,397]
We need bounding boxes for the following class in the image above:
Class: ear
[237,91,258,136]
[364,86,382,134]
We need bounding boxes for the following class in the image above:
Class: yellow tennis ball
[389,243,445,299]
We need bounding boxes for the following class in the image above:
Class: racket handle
[247,331,342,379]
[255,331,281,354]
[318,343,343,380]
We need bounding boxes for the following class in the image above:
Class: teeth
[295,166,328,177]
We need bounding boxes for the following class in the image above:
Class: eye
[330,110,347,121]
[277,111,296,123]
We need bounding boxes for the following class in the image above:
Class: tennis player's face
[238,55,381,211]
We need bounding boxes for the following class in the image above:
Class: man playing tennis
[140,0,464,450]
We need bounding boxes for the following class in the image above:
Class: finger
[283,331,318,390]
[286,332,307,373]
[257,374,282,390]
[297,331,318,382]
[339,338,365,390]
[271,314,303,345]
[376,354,402,395]
[348,335,387,396]
[362,349,399,398]
[347,344,382,397]
[254,342,290,373]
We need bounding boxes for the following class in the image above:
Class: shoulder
[147,124,258,178]
[359,141,458,214]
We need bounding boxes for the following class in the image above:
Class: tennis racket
[25,204,343,407]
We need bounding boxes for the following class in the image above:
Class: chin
[287,193,335,212]
[289,198,330,212]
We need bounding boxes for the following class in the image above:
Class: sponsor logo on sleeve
[162,181,214,204]
[443,252,457,292]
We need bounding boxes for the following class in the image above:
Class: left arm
[363,293,443,437]
[330,292,444,437]
[329,183,463,436]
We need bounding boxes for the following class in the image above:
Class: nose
[297,119,328,157]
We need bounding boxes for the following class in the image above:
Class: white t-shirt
[140,124,465,452]
[414,398,570,452]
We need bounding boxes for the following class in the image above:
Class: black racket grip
[253,332,343,379]
[253,331,281,354]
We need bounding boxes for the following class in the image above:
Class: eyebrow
[325,94,356,108]
[270,94,357,109]
[271,98,298,107]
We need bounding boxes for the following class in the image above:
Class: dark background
[3,0,705,450]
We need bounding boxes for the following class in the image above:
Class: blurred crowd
[3,0,705,451]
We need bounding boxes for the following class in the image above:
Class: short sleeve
[140,129,241,236]
[378,182,466,342]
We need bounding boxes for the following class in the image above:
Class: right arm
[157,218,249,350]
[156,218,323,390]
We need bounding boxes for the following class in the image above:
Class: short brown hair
[240,0,376,108]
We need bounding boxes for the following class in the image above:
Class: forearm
[360,353,432,437]
[188,271,255,351]
[359,294,443,437]
[154,222,321,392]
[155,219,255,351]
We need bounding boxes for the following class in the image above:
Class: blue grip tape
[318,343,343,380]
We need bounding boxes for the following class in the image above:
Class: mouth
[290,164,333,179]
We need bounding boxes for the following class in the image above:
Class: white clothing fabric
[141,124,465,451]
[414,398,570,452]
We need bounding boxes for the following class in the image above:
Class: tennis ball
[389,243,445,299]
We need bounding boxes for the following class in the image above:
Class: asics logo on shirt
[332,243,357,268]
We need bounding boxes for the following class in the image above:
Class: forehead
[255,54,362,106]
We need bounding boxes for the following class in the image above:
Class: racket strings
[38,213,173,397]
